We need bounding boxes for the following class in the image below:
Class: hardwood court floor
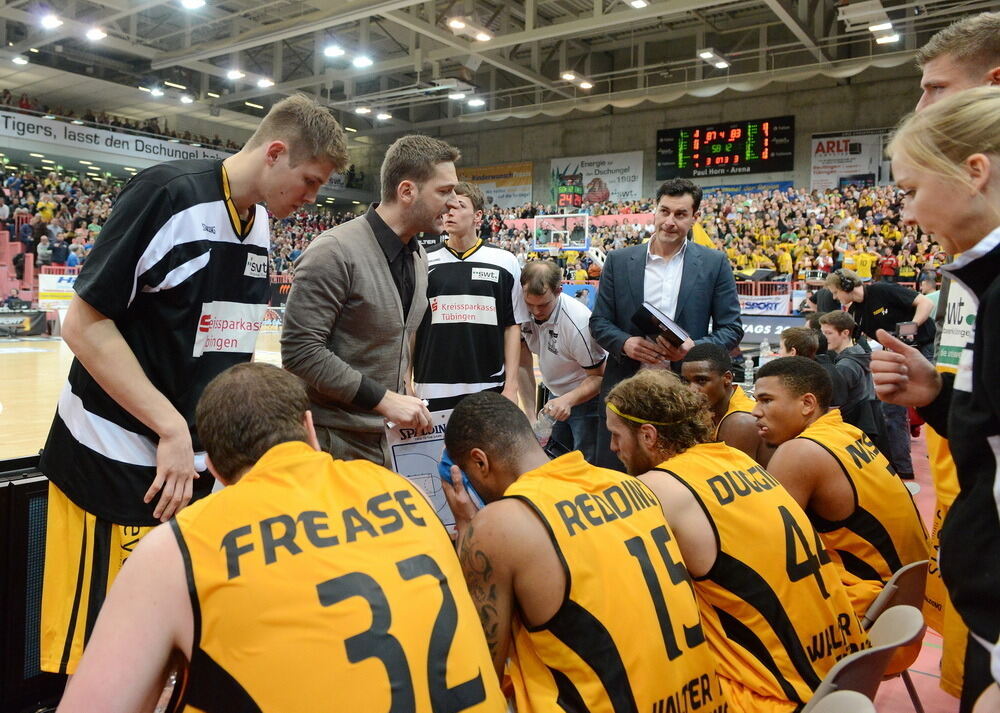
[0,330,284,461]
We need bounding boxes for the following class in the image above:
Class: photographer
[825,268,935,480]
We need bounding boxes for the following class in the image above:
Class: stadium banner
[508,212,652,233]
[457,162,533,211]
[270,281,291,306]
[706,181,794,195]
[550,152,643,208]
[810,129,889,191]
[0,309,45,336]
[38,273,77,309]
[1,109,230,163]
[739,314,803,345]
[739,294,790,316]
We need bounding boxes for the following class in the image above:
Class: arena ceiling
[0,0,997,139]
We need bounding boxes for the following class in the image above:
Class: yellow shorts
[718,676,799,713]
[40,482,154,674]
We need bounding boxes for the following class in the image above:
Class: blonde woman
[873,86,1000,712]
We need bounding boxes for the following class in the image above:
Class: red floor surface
[873,432,959,713]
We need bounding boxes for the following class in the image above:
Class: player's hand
[375,391,433,431]
[543,395,573,422]
[871,329,942,408]
[659,336,695,362]
[441,465,478,526]
[146,426,198,522]
[624,336,668,365]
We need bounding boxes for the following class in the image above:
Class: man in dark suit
[589,178,743,469]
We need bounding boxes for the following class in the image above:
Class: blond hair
[380,135,461,203]
[244,94,348,169]
[915,12,1000,72]
[887,86,1000,190]
[454,181,485,213]
[605,370,713,456]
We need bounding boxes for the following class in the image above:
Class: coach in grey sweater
[282,135,461,466]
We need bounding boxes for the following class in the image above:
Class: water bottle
[743,361,755,392]
[758,338,774,368]
[533,411,556,447]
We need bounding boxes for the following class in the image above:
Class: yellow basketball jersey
[170,442,504,713]
[797,410,930,586]
[716,385,756,439]
[503,452,727,713]
[654,442,867,710]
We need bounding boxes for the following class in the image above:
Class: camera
[895,321,918,344]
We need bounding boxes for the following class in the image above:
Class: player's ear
[206,454,225,485]
[801,392,818,416]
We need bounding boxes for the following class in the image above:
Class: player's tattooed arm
[458,515,514,680]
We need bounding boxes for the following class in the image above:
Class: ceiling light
[449,92,467,100]
[352,55,373,68]
[355,106,371,115]
[561,71,576,81]
[206,91,219,98]
[474,31,492,42]
[40,14,63,30]
[71,119,84,125]
[868,22,893,32]
[227,69,245,80]
[41,159,54,164]
[79,160,92,165]
[324,44,345,57]
[579,81,593,89]
[192,143,201,147]
[43,114,55,119]
[697,48,730,69]
[180,0,205,8]
[90,166,102,170]
[150,87,164,97]
[257,77,274,88]
[138,85,150,92]
[29,48,39,53]
[467,98,485,107]
[629,0,648,7]
[352,201,360,205]
[164,81,186,89]
[12,56,28,65]
[875,33,900,44]
[447,18,466,29]
[376,111,392,120]
[180,95,194,104]
[29,153,44,158]
[714,60,730,69]
[345,126,357,132]
[86,27,107,41]
[245,101,263,109]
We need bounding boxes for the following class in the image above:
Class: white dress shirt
[644,240,687,320]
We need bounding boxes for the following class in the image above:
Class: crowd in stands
[3,162,949,286]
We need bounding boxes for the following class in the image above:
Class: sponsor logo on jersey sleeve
[471,267,499,282]
[193,301,267,356]
[429,294,498,325]
[244,252,268,278]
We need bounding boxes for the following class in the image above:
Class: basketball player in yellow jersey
[57,363,504,713]
[441,391,728,713]
[753,357,930,615]
[681,343,772,466]
[605,370,867,713]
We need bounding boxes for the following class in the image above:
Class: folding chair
[801,605,926,712]
[862,561,930,713]
[807,690,877,713]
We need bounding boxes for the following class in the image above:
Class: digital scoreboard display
[656,116,795,180]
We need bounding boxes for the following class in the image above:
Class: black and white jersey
[414,240,528,411]
[40,160,270,525]
[521,293,607,396]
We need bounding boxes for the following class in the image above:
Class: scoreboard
[656,116,795,180]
